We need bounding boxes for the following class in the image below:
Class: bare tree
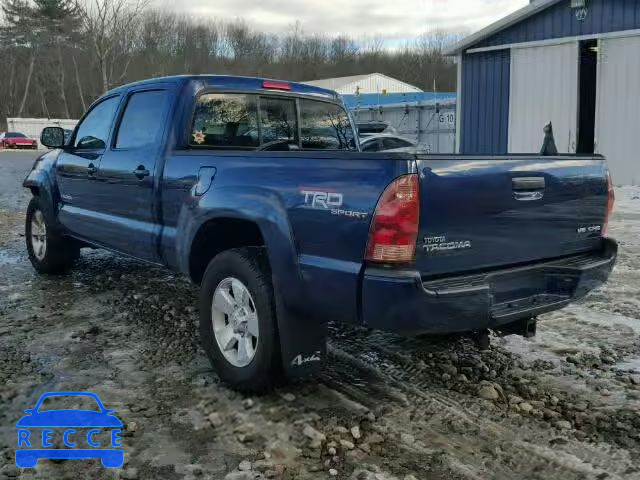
[1,0,39,117]
[81,0,149,92]
[71,54,86,110]
[1,6,460,129]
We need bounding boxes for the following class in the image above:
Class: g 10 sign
[15,391,124,468]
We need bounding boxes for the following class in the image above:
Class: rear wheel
[26,196,79,274]
[199,248,281,392]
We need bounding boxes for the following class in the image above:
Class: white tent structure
[304,73,422,95]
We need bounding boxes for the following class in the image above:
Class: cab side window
[299,99,356,150]
[190,93,259,148]
[74,96,120,149]
[116,90,169,149]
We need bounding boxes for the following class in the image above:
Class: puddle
[616,357,640,373]
[0,250,21,265]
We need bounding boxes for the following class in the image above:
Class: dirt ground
[1,150,639,480]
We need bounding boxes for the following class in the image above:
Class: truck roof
[105,75,340,101]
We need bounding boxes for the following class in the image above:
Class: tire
[199,248,281,392]
[25,196,79,274]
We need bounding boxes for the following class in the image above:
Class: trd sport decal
[301,189,343,209]
[300,188,368,220]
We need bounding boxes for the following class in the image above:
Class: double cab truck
[25,75,617,392]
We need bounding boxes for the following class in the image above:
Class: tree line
[0,0,460,129]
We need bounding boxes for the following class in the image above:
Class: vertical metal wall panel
[460,50,510,154]
[596,36,640,185]
[508,43,578,153]
[478,0,640,48]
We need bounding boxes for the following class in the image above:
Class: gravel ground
[1,150,639,480]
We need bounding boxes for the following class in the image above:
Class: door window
[300,99,356,150]
[74,96,120,149]
[116,90,169,149]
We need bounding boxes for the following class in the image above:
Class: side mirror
[40,127,66,149]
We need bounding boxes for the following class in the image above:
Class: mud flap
[273,288,327,379]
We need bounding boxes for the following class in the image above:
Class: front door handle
[133,166,150,179]
[87,163,98,176]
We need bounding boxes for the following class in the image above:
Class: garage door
[509,43,579,154]
[596,36,640,185]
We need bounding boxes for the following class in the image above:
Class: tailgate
[414,155,610,277]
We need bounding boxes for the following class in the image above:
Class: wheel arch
[23,154,60,217]
[188,217,268,285]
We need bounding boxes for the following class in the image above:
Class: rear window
[6,132,26,138]
[259,97,298,147]
[189,93,355,151]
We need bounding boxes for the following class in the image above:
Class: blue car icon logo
[16,391,123,468]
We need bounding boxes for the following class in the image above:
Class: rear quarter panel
[161,151,412,324]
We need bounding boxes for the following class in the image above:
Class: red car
[0,132,38,149]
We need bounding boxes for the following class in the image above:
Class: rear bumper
[361,238,617,335]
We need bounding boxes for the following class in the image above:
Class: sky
[156,0,530,42]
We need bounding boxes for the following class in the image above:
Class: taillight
[365,174,420,264]
[603,172,615,236]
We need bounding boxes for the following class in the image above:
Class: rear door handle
[133,166,150,179]
[512,177,545,191]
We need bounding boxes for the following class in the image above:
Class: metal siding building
[351,99,457,153]
[342,92,455,109]
[447,0,640,185]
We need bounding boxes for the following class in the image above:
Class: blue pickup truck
[25,75,617,391]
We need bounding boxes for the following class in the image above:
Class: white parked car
[360,134,416,152]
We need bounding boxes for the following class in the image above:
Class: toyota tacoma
[24,75,617,391]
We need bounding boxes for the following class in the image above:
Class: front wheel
[25,196,79,274]
[199,248,281,392]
